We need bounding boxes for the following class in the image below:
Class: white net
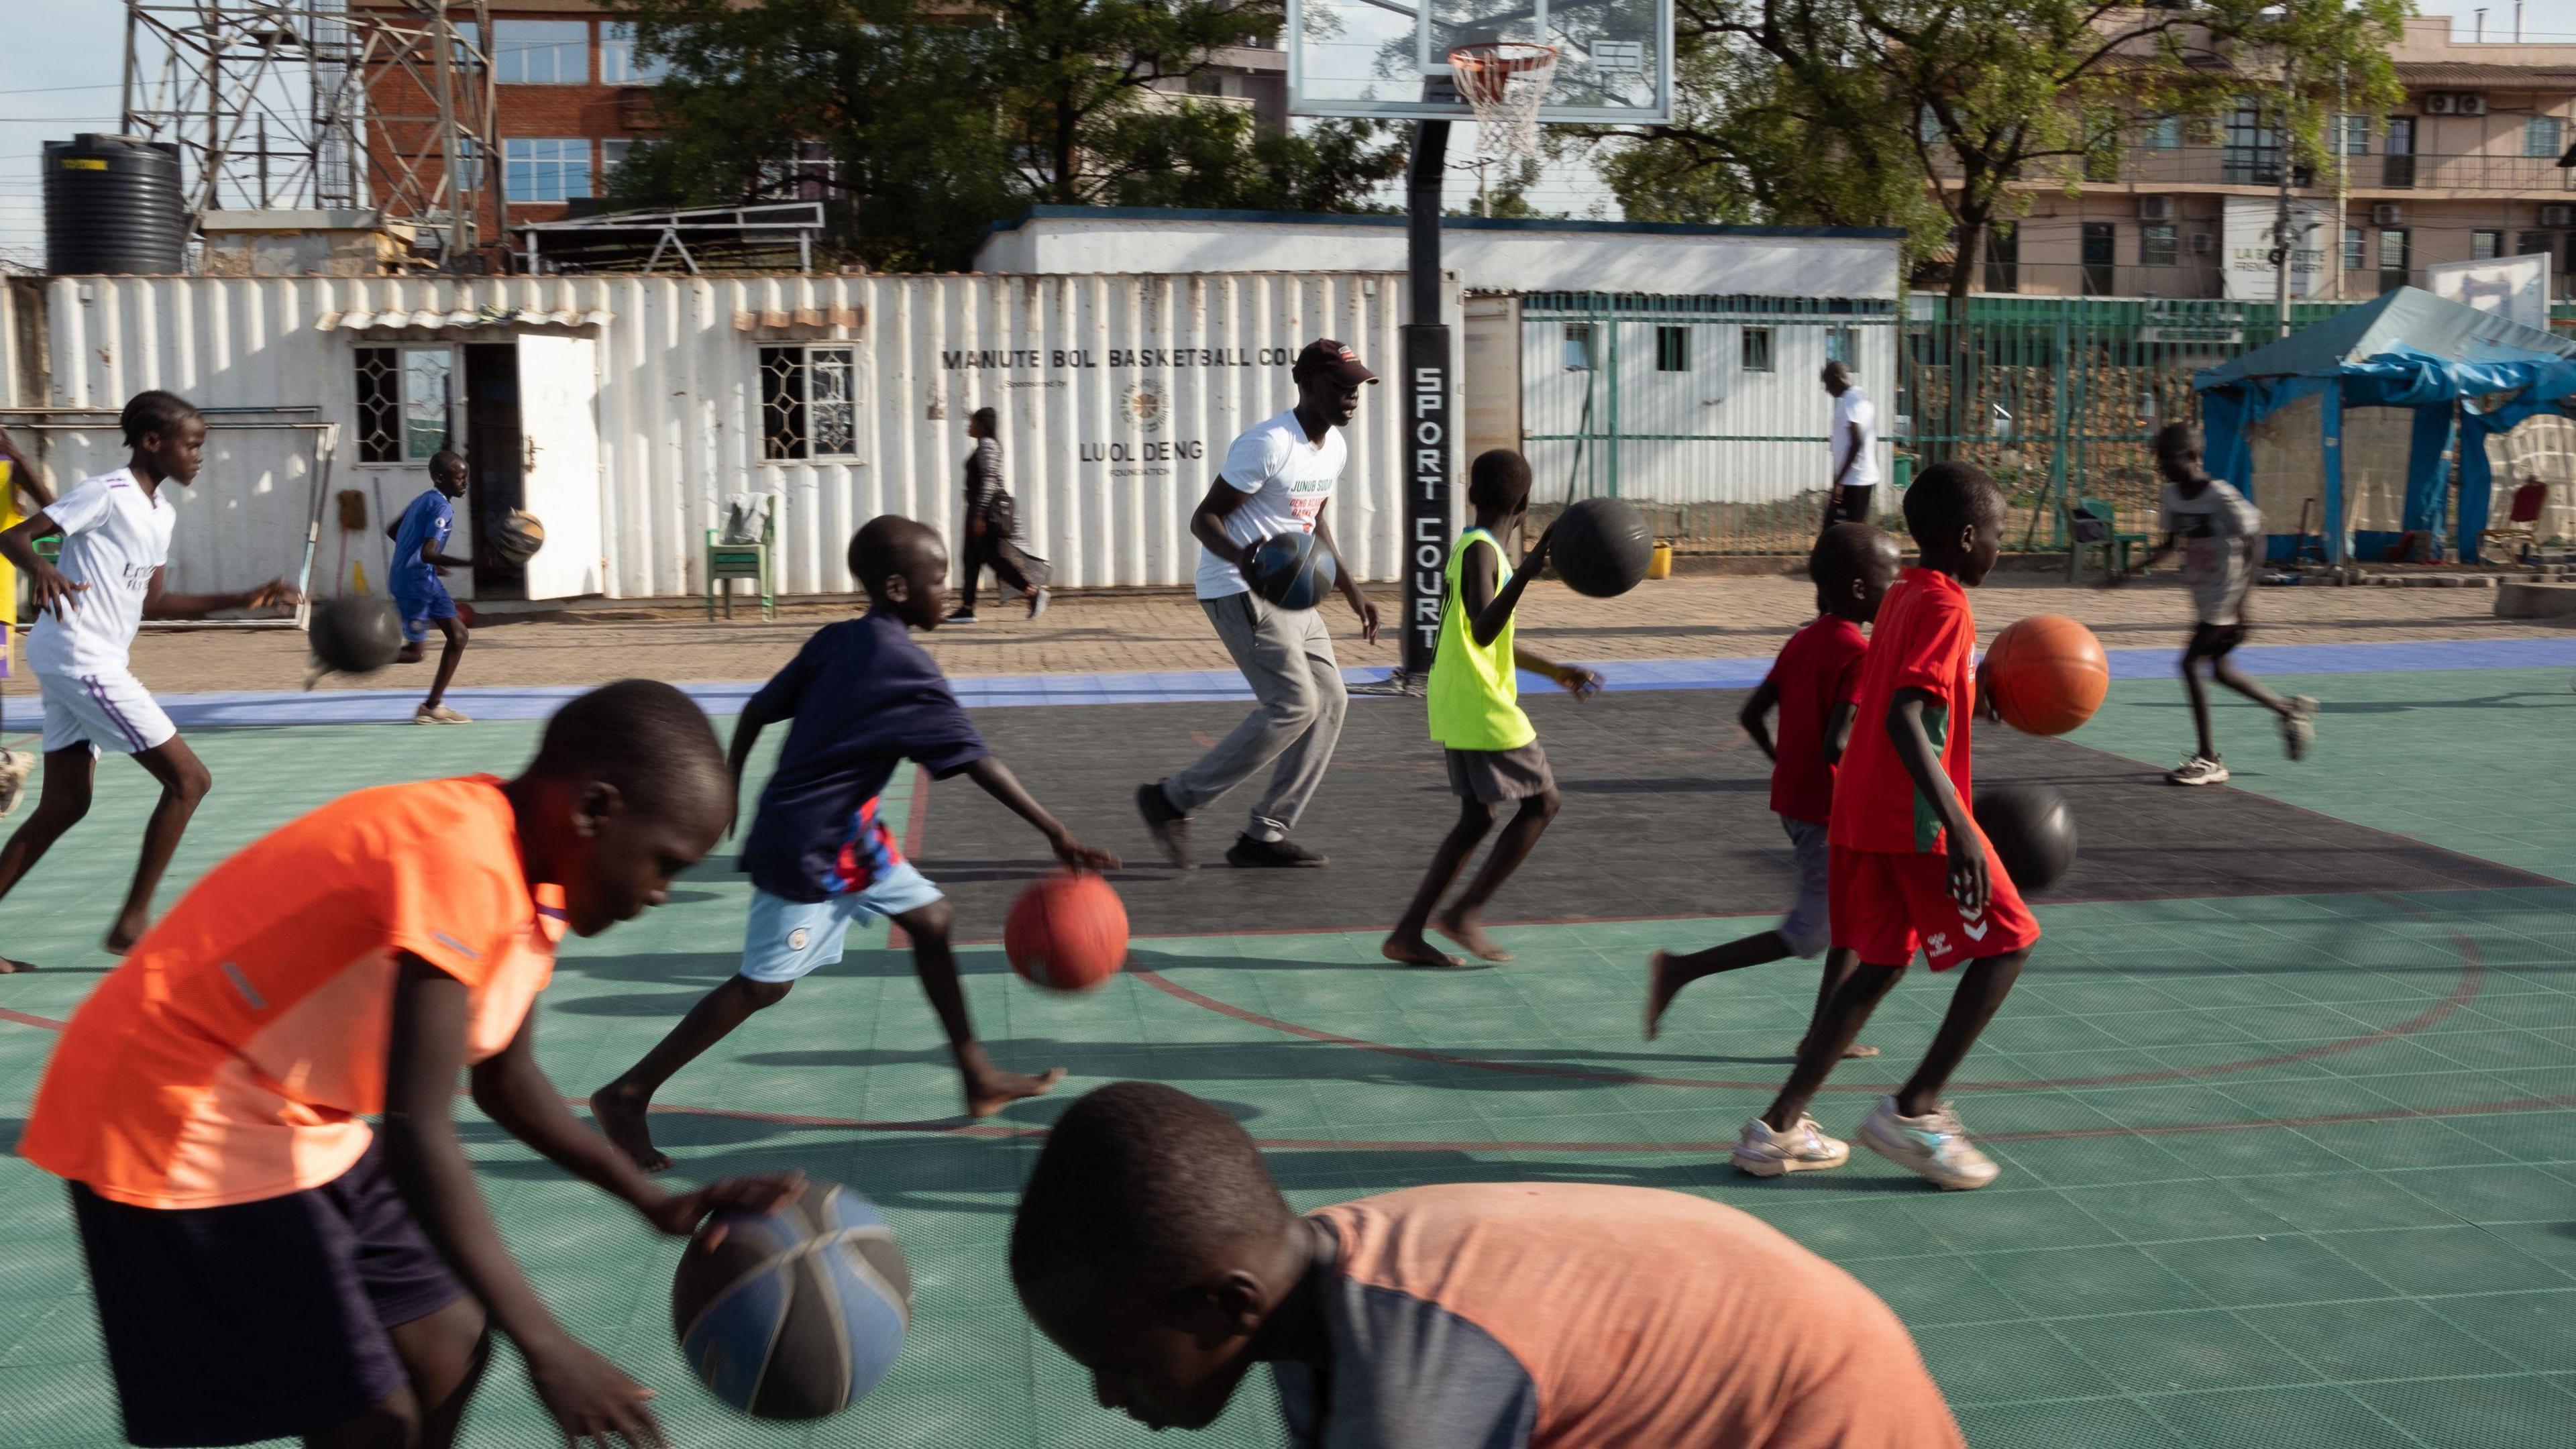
[1451,42,1557,161]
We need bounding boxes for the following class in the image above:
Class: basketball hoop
[1449,42,1558,161]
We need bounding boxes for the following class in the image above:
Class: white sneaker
[2281,696,2318,761]
[1855,1097,2000,1190]
[2166,754,2229,786]
[414,703,471,725]
[1731,1115,1851,1177]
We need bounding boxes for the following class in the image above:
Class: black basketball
[309,596,404,675]
[1974,785,2077,894]
[1244,530,1337,610]
[1550,497,1653,598]
[490,508,545,567]
[672,1181,911,1419]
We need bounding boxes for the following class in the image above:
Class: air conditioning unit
[2371,203,2405,225]
[2191,231,2216,254]
[2426,93,2456,114]
[2459,94,2489,116]
[2139,195,2175,222]
[2544,204,2576,227]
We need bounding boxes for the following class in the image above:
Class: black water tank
[43,134,186,276]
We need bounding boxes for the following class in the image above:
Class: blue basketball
[1246,530,1337,610]
[672,1181,911,1419]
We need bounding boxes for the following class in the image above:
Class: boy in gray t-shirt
[2121,423,2316,787]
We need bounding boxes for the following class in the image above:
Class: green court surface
[3,665,2576,1448]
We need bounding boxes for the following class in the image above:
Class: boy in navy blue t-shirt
[595,516,1118,1169]
[384,449,474,724]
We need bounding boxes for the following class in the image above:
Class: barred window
[759,345,858,460]
[1654,325,1688,372]
[1741,327,1774,372]
[356,346,454,464]
[1560,323,1594,372]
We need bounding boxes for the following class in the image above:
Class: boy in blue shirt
[385,449,474,724]
[594,515,1118,1170]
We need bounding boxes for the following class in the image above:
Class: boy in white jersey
[0,392,297,969]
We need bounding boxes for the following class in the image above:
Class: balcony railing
[1933,148,2576,193]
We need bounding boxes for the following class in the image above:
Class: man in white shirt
[0,391,297,969]
[1136,341,1381,869]
[1820,360,1880,532]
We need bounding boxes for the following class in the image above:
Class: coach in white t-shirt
[1136,339,1381,869]
[0,390,296,970]
[1820,360,1880,531]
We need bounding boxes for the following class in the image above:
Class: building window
[759,346,858,460]
[1825,325,1858,365]
[2474,229,2504,261]
[600,22,666,85]
[356,347,454,464]
[759,142,838,202]
[2140,115,2182,149]
[2141,223,2178,267]
[1187,70,1226,97]
[2080,221,2116,295]
[2523,231,2556,266]
[600,138,633,178]
[2380,227,2410,274]
[1983,221,2019,293]
[1561,323,1595,371]
[2528,116,2565,159]
[491,20,589,85]
[503,139,593,203]
[1740,327,1774,372]
[2338,113,2372,154]
[1654,325,1688,372]
[2345,226,2365,272]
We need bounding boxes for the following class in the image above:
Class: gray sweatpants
[1162,592,1347,843]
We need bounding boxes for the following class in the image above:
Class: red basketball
[1983,614,2108,737]
[1004,873,1129,991]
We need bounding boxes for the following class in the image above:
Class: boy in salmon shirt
[1646,522,1898,1073]
[1741,462,2041,1191]
[1012,1081,1965,1448]
[20,680,799,1449]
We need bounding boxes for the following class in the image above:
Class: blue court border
[34,633,2576,730]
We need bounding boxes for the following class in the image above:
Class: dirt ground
[10,568,2550,698]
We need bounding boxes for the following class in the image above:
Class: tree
[1594,0,2408,299]
[608,0,1405,270]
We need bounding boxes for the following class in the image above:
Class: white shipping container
[14,272,1450,600]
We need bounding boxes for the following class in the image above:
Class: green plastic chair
[705,496,777,621]
[2066,496,2149,581]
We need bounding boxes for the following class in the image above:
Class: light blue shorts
[1778,816,1833,959]
[738,867,945,983]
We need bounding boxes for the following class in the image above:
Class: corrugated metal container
[23,272,1445,601]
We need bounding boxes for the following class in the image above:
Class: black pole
[1399,119,1453,684]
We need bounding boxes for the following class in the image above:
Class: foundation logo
[1122,383,1165,433]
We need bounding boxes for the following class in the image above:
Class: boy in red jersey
[1646,523,1898,1075]
[1740,462,2040,1190]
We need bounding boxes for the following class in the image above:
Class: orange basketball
[1004,873,1129,991]
[1983,614,2108,737]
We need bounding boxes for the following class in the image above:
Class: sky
[1,6,2563,268]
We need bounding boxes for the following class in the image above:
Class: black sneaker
[1136,782,1193,869]
[943,610,979,625]
[1226,835,1328,869]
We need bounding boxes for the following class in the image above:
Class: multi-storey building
[1941,17,2576,299]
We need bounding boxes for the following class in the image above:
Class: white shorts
[38,668,176,757]
[737,869,946,984]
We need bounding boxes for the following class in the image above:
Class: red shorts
[1829,842,2041,969]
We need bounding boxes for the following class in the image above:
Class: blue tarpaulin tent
[2196,286,2576,563]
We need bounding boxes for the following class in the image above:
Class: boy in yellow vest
[1383,451,1603,969]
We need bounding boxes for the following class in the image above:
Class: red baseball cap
[1291,338,1378,387]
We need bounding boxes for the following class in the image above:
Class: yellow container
[1646,541,1674,580]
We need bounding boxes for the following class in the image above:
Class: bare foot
[104,912,150,955]
[1645,950,1681,1040]
[395,643,427,664]
[1794,1036,1880,1061]
[1432,911,1512,963]
[592,1079,673,1173]
[1382,932,1466,969]
[0,956,34,974]
[965,1065,1066,1119]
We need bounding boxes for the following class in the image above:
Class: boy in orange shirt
[1011,1081,1964,1448]
[1742,461,2041,1190]
[20,680,799,1449]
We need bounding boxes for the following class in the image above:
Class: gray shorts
[1445,742,1555,803]
[1778,815,1831,958]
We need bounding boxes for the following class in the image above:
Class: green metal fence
[1516,292,2555,556]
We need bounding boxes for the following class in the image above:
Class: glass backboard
[1286,0,1673,124]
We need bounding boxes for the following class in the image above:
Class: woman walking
[947,407,1049,623]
